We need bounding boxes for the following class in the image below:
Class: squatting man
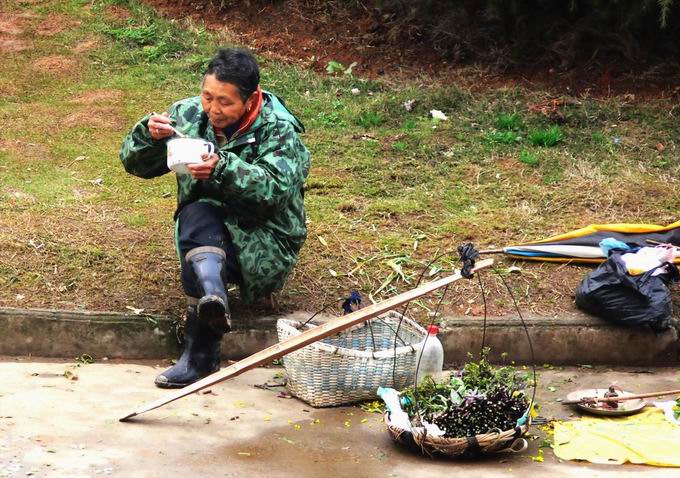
[120,48,310,388]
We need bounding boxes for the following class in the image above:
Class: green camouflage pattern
[120,91,310,304]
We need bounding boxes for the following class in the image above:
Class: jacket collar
[234,85,263,137]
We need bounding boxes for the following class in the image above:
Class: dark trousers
[177,202,240,298]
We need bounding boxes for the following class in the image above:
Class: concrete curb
[0,307,286,361]
[0,307,677,365]
[438,314,679,366]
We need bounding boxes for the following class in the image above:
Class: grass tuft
[97,1,212,63]
[494,113,523,130]
[356,111,383,128]
[486,130,522,145]
[528,126,564,147]
[403,119,417,130]
[519,150,539,167]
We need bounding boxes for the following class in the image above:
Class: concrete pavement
[1,358,679,477]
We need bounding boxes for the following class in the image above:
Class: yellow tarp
[530,220,680,245]
[554,408,680,467]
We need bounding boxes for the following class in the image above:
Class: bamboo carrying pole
[562,389,680,406]
[478,248,505,255]
[120,258,494,422]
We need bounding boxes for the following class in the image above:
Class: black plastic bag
[575,252,679,332]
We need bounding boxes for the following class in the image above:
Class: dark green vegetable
[401,348,529,438]
[434,388,528,437]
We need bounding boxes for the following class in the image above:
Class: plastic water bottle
[415,325,444,384]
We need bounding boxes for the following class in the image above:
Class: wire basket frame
[384,412,529,457]
[382,269,536,458]
[277,311,427,407]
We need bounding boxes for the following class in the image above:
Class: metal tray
[566,388,646,416]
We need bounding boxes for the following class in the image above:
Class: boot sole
[154,378,187,389]
[198,296,232,333]
[154,366,220,389]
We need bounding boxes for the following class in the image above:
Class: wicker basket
[384,412,529,457]
[277,311,426,407]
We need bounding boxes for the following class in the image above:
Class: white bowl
[167,138,215,175]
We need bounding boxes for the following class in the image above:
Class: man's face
[201,74,251,130]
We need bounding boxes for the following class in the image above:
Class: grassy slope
[1,0,679,321]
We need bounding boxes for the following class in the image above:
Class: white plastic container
[166,138,214,175]
[415,325,444,384]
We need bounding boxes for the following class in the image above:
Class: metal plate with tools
[565,388,646,416]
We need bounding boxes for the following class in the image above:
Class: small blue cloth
[341,290,362,314]
[599,237,631,256]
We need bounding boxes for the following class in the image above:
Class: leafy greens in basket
[401,348,531,438]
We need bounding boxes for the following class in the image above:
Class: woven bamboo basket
[277,311,426,407]
[384,412,530,457]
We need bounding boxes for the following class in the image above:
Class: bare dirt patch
[73,38,99,54]
[35,13,80,36]
[0,13,31,53]
[0,83,19,96]
[71,188,96,200]
[144,0,435,81]
[31,55,78,75]
[0,139,40,152]
[142,0,679,98]
[3,188,37,205]
[15,12,39,19]
[104,5,133,22]
[0,36,28,53]
[70,89,124,105]
[62,106,123,130]
[0,16,24,35]
[0,139,50,160]
[0,139,21,151]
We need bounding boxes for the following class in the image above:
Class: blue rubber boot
[154,305,222,388]
[186,247,232,334]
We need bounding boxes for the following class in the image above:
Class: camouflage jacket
[120,91,310,304]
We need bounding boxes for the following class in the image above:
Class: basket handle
[504,438,528,454]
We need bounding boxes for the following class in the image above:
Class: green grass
[97,0,214,64]
[403,119,417,130]
[123,212,148,227]
[355,111,384,128]
[528,125,564,147]
[0,0,679,319]
[486,130,522,145]
[519,150,539,167]
[494,113,523,130]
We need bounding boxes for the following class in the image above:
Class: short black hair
[204,48,260,101]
